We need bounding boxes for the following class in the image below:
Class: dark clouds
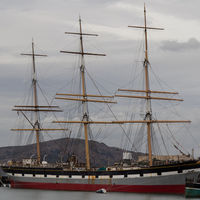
[160,38,200,51]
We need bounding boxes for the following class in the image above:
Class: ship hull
[185,183,200,197]
[185,187,200,198]
[2,161,200,194]
[11,181,185,194]
[9,171,198,194]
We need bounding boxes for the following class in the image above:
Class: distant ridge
[0,138,142,167]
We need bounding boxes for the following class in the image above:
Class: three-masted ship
[1,6,200,194]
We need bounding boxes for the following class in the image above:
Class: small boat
[96,188,107,193]
[0,168,9,187]
[185,175,200,198]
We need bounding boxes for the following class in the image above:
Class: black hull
[1,160,200,177]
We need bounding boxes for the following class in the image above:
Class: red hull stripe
[10,181,185,194]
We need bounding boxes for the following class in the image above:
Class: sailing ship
[1,6,200,194]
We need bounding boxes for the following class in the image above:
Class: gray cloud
[0,0,200,157]
[160,38,200,51]
[149,0,200,22]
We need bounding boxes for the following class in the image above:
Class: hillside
[0,138,142,167]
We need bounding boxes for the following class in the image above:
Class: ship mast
[79,17,91,170]
[143,5,153,166]
[31,40,41,163]
[12,40,66,164]
[55,17,116,170]
[115,5,191,166]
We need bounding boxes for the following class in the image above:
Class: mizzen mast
[120,5,164,166]
[115,5,190,166]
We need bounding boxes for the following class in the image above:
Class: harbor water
[0,187,199,200]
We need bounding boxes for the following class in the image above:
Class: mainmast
[55,17,115,170]
[78,18,91,169]
[12,40,66,164]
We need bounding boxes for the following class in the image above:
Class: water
[0,187,198,200]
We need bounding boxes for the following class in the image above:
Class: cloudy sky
[0,0,200,157]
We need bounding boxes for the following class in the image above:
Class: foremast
[31,40,41,163]
[12,40,67,164]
